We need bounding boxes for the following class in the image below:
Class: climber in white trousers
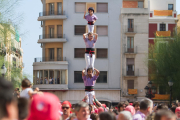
[84,7,98,33]
[83,32,98,75]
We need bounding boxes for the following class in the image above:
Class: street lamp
[144,81,156,99]
[168,79,173,107]
[1,63,7,78]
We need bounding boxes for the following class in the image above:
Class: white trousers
[85,53,95,75]
[85,91,95,105]
[87,25,94,33]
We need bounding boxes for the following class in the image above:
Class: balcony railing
[124,46,137,54]
[34,57,66,62]
[154,10,172,16]
[39,11,65,17]
[124,25,137,33]
[123,68,147,77]
[39,34,65,39]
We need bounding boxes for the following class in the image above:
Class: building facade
[177,14,180,33]
[120,0,149,102]
[0,22,23,81]
[33,0,122,104]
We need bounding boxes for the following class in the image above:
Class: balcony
[38,34,67,43]
[152,94,170,100]
[11,47,22,56]
[34,57,66,62]
[154,10,172,16]
[150,10,177,19]
[121,8,149,14]
[123,68,147,79]
[33,57,68,70]
[33,69,68,90]
[124,46,137,56]
[156,31,171,37]
[128,89,138,95]
[124,25,137,35]
[38,11,67,21]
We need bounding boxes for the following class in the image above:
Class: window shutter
[75,3,86,13]
[74,48,85,58]
[97,49,108,58]
[75,25,86,35]
[127,58,134,65]
[127,80,134,89]
[97,26,108,36]
[97,3,108,13]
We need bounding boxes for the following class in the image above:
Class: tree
[149,29,180,100]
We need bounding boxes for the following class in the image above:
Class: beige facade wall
[48,90,120,103]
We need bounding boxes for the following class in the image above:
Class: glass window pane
[74,71,83,83]
[36,71,39,84]
[96,71,107,83]
[127,37,130,48]
[40,70,43,84]
[168,4,173,10]
[131,38,134,48]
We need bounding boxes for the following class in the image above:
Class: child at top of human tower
[84,7,98,33]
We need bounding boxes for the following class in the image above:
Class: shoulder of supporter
[133,114,143,120]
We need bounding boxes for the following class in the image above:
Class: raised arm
[83,33,88,40]
[94,68,100,76]
[93,33,98,41]
[82,69,86,77]
[83,11,86,19]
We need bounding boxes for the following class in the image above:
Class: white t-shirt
[20,88,33,99]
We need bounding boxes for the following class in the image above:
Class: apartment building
[33,0,121,104]
[148,0,177,97]
[0,22,23,80]
[120,0,149,102]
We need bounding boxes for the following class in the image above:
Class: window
[97,49,108,58]
[13,57,16,67]
[127,37,134,53]
[126,58,134,76]
[75,25,86,35]
[97,3,108,13]
[75,2,86,13]
[138,2,144,8]
[57,25,62,38]
[57,48,62,61]
[97,26,108,36]
[49,3,54,15]
[49,25,54,38]
[128,19,134,32]
[57,2,62,15]
[127,80,134,89]
[160,24,166,31]
[74,48,85,58]
[49,48,54,61]
[74,71,83,83]
[168,4,173,10]
[96,71,107,83]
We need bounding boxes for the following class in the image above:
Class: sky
[17,0,180,82]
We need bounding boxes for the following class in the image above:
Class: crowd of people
[1,77,180,120]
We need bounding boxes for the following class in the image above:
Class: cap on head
[62,101,72,108]
[28,92,61,120]
[176,107,180,113]
[125,105,135,115]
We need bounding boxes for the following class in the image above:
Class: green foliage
[149,29,180,100]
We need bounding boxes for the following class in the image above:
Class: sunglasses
[62,107,70,109]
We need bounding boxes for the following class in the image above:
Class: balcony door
[57,48,62,61]
[127,37,134,53]
[127,58,134,76]
[128,19,134,32]
[57,2,62,15]
[49,26,54,38]
[49,48,54,61]
[57,25,62,38]
[49,3,54,15]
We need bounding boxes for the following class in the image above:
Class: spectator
[45,77,48,84]
[57,77,60,84]
[133,101,140,113]
[117,102,126,112]
[74,102,90,120]
[90,113,98,120]
[171,106,176,113]
[18,98,29,120]
[156,104,168,111]
[49,77,52,84]
[133,98,153,120]
[62,101,72,120]
[118,111,132,120]
[99,112,116,120]
[28,92,60,120]
[40,77,43,84]
[125,105,135,115]
[98,107,104,114]
[20,78,39,99]
[112,109,118,116]
[69,113,76,120]
[175,107,180,119]
[0,77,18,120]
[125,101,130,107]
[154,110,176,120]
